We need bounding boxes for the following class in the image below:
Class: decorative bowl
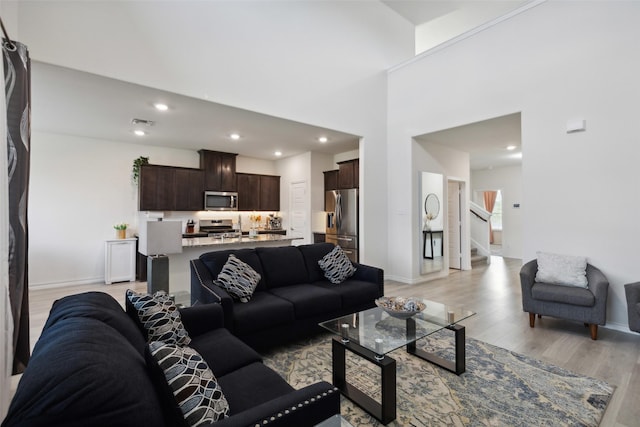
[375,297,425,319]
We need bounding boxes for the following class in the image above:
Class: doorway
[289,181,309,244]
[448,180,462,270]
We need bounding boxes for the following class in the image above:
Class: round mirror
[424,193,440,220]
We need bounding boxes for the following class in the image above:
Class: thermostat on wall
[513,203,520,208]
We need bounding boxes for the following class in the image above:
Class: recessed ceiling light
[230,133,240,140]
[506,145,517,150]
[318,136,328,143]
[274,151,282,157]
[134,130,146,136]
[154,103,169,111]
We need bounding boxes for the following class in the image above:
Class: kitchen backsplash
[161,210,283,232]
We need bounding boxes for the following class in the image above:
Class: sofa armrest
[351,262,384,297]
[191,259,235,330]
[586,264,609,301]
[213,382,340,427]
[179,303,225,337]
[519,259,538,312]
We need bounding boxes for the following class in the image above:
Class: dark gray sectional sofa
[190,242,384,350]
[2,292,339,427]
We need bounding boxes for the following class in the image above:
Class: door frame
[447,178,470,271]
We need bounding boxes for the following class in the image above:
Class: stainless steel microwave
[204,191,238,211]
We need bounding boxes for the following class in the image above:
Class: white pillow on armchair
[535,251,588,288]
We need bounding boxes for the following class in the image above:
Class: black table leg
[331,337,396,424]
[406,321,466,375]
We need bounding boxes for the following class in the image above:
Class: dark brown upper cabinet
[236,173,280,211]
[323,170,339,191]
[338,159,359,189]
[139,164,204,211]
[199,149,237,192]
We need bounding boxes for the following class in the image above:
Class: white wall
[389,1,640,330]
[15,1,415,271]
[471,165,523,259]
[29,131,200,286]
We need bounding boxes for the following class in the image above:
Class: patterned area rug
[261,332,614,427]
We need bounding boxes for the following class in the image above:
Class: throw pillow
[126,290,191,346]
[535,251,588,288]
[149,341,229,426]
[215,254,261,303]
[318,245,357,284]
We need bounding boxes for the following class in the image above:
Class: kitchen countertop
[182,233,299,248]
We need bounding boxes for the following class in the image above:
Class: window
[490,190,503,230]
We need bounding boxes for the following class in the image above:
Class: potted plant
[114,223,128,239]
[132,156,149,184]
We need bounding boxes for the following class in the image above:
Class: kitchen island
[168,234,301,293]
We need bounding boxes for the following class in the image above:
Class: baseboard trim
[29,277,105,290]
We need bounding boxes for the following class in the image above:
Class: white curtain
[1,38,12,419]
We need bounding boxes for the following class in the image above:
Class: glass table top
[319,298,475,356]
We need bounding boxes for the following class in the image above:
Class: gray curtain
[3,38,31,374]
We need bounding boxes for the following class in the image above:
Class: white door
[448,181,462,269]
[289,181,308,244]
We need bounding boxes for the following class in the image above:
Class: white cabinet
[105,238,136,284]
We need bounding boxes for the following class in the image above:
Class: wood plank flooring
[16,257,640,426]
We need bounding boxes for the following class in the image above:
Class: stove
[198,219,238,237]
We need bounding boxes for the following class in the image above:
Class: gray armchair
[624,282,640,333]
[520,259,609,340]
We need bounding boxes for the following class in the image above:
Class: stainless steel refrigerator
[325,189,358,262]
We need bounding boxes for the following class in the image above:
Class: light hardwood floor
[18,257,640,426]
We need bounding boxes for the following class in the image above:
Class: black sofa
[2,292,339,427]
[190,242,384,350]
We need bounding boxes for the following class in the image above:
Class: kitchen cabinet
[323,170,338,191]
[199,149,237,192]
[260,175,280,211]
[338,159,359,189]
[105,238,136,284]
[236,173,280,211]
[139,164,204,211]
[174,168,204,211]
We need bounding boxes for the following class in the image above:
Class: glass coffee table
[319,299,475,424]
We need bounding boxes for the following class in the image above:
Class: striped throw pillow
[215,254,261,303]
[318,245,356,284]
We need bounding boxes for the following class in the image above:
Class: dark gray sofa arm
[352,262,384,297]
[519,259,538,310]
[624,282,640,332]
[213,382,340,427]
[179,303,225,337]
[191,259,235,330]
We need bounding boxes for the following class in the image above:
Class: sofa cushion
[298,242,336,283]
[318,245,357,284]
[217,362,294,414]
[3,317,165,427]
[312,280,380,309]
[256,246,309,288]
[44,291,147,357]
[149,342,230,426]
[232,292,295,335]
[200,249,267,292]
[215,254,261,303]
[531,283,595,307]
[189,328,263,378]
[535,251,588,288]
[126,290,191,346]
[269,284,342,318]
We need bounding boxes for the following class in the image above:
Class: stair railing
[470,201,492,263]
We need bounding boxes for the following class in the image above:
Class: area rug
[261,332,614,427]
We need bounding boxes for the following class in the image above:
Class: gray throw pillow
[215,254,261,303]
[126,290,191,346]
[535,251,588,288]
[318,245,356,284]
[149,341,229,426]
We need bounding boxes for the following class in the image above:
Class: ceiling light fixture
[134,130,146,136]
[274,151,282,157]
[154,103,169,111]
[506,145,517,150]
[318,136,328,143]
[230,133,240,140]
